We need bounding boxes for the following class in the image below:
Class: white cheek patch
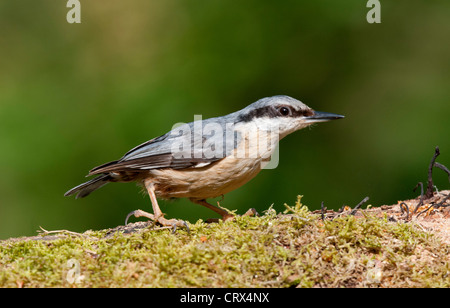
[244,116,308,139]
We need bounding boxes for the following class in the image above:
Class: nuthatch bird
[65,95,344,230]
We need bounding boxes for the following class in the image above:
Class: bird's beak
[304,111,345,123]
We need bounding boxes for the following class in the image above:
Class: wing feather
[89,120,236,175]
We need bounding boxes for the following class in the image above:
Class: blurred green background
[1,0,449,239]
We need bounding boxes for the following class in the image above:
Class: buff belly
[147,156,264,199]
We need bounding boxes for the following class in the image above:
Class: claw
[125,210,136,225]
[183,221,190,234]
[171,221,190,234]
[124,209,155,225]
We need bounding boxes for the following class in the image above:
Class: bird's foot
[243,208,259,217]
[205,208,258,223]
[125,209,155,225]
[125,209,189,234]
[157,216,190,234]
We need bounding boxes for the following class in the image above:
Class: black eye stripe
[237,105,314,122]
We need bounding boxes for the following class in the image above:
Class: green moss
[1,196,449,287]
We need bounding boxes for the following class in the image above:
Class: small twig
[399,202,410,221]
[426,146,440,198]
[37,226,98,241]
[435,162,450,184]
[413,182,424,213]
[350,197,369,215]
[416,193,450,218]
[321,201,326,221]
[416,204,435,218]
[435,193,450,208]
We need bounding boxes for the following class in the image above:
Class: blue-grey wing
[89,120,239,175]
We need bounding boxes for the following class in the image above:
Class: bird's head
[236,95,344,139]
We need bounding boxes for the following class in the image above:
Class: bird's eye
[278,106,291,116]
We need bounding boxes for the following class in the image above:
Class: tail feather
[89,160,119,175]
[64,174,111,199]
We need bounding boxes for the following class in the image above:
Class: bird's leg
[125,179,189,233]
[145,180,189,231]
[190,198,235,222]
